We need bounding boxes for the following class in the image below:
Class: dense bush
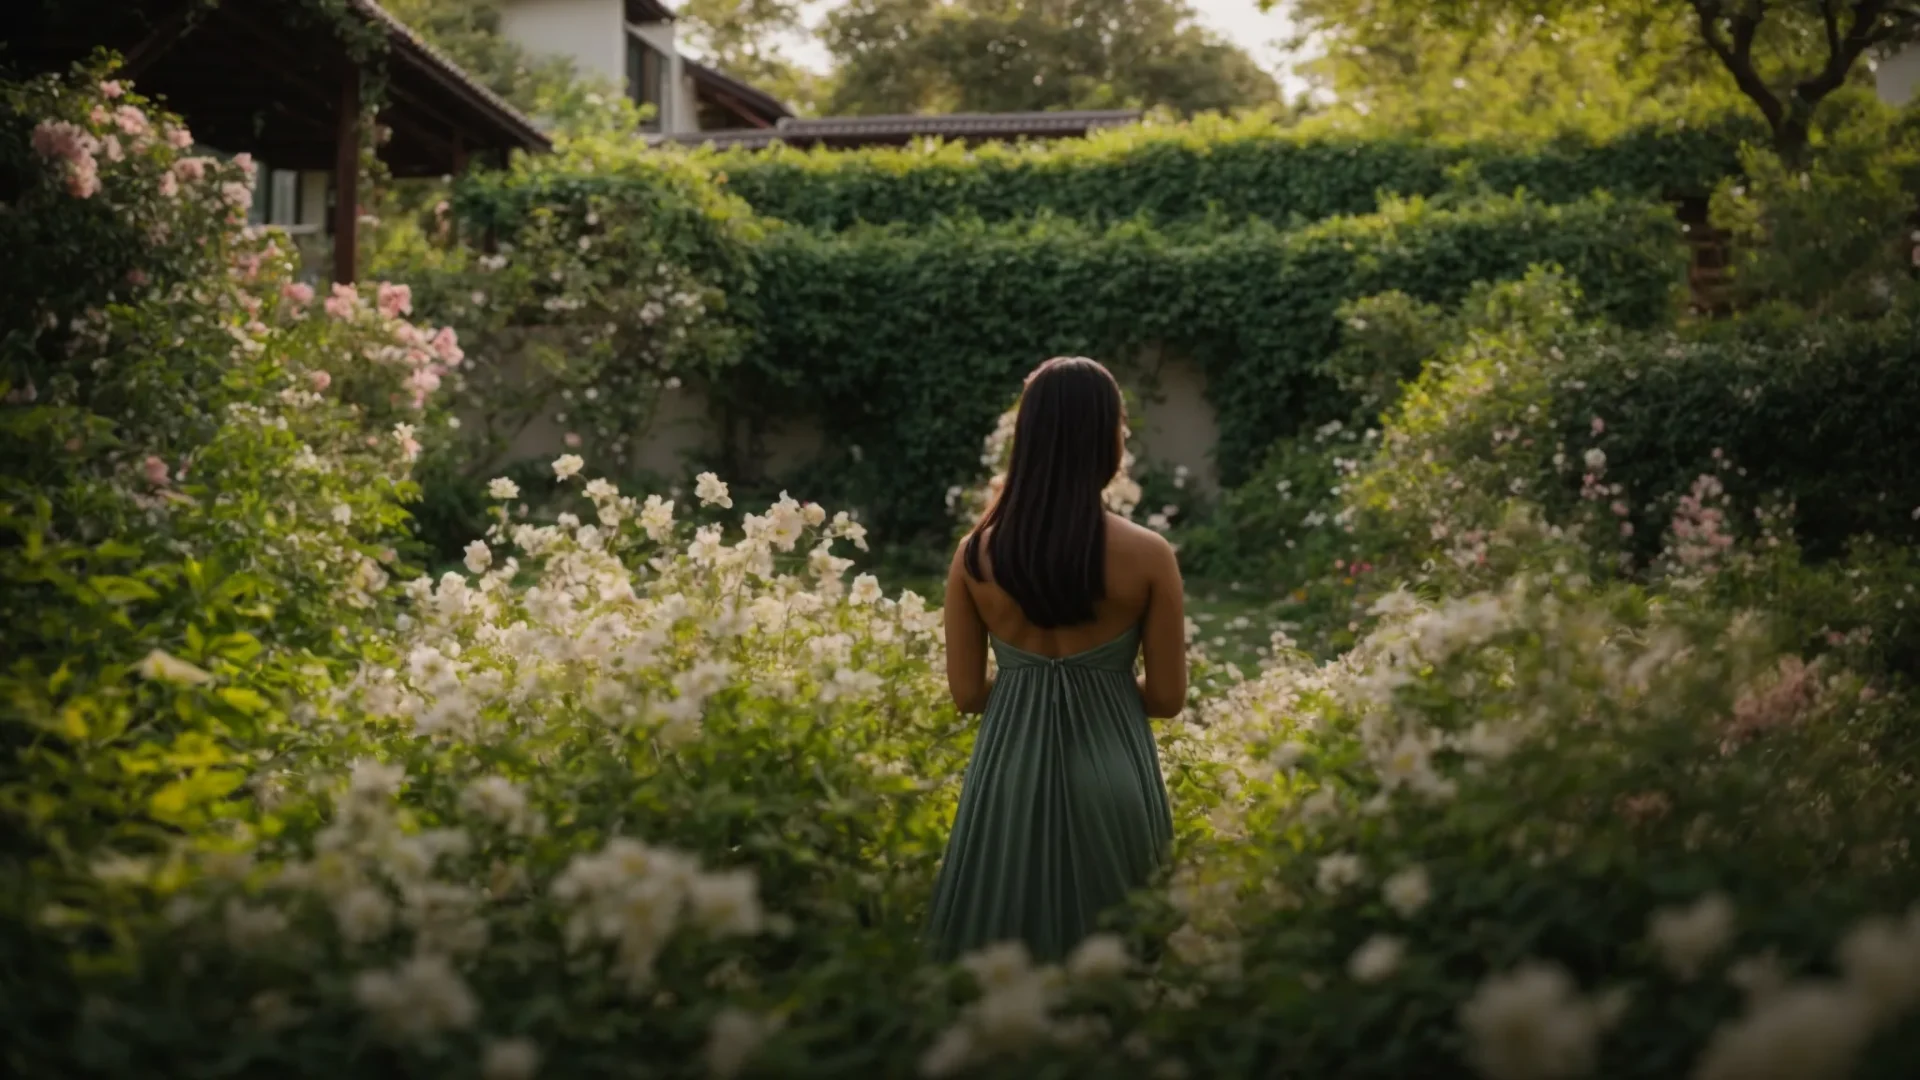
[751,192,1684,542]
[692,110,1757,232]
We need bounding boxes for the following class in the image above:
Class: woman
[926,356,1184,964]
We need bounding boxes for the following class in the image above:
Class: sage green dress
[926,625,1175,963]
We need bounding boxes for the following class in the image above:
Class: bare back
[945,513,1188,718]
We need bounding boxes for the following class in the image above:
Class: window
[627,33,667,130]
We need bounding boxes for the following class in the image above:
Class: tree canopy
[819,0,1283,117]
[1276,0,1920,157]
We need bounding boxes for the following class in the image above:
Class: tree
[821,0,1283,117]
[1279,4,1745,138]
[677,0,827,114]
[1276,0,1920,160]
[378,0,582,115]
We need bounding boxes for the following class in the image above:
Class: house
[500,0,791,134]
[1877,44,1920,105]
[498,0,1141,149]
[10,0,551,283]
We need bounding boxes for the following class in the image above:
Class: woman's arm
[944,542,993,714]
[1138,536,1188,719]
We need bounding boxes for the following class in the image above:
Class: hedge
[750,192,1686,541]
[692,111,1759,232]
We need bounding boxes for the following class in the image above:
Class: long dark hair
[963,356,1123,628]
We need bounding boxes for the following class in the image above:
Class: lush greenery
[696,110,1754,232]
[12,27,1920,1080]
[816,0,1281,118]
[438,122,1693,550]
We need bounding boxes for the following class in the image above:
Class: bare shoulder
[1105,514,1179,572]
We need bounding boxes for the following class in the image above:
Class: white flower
[1647,892,1735,981]
[481,1037,542,1080]
[1458,961,1619,1080]
[1835,911,1920,1021]
[334,886,394,945]
[849,573,883,606]
[488,477,520,500]
[583,478,618,501]
[464,540,492,574]
[348,758,406,799]
[1383,866,1432,917]
[1692,983,1875,1080]
[960,941,1035,991]
[1065,933,1131,982]
[353,953,478,1042]
[705,1007,779,1079]
[135,648,213,686]
[332,503,353,525]
[1584,447,1607,471]
[1315,853,1363,894]
[1348,934,1405,983]
[640,495,675,542]
[688,868,763,935]
[919,1024,977,1078]
[551,454,584,481]
[695,471,733,508]
[461,776,531,830]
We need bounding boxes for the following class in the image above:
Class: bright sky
[778,0,1311,97]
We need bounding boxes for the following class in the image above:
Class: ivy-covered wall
[444,118,1707,545]
[695,112,1759,232]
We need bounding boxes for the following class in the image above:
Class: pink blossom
[113,105,148,137]
[283,282,315,307]
[1611,500,1629,517]
[126,268,149,287]
[166,126,193,150]
[430,326,463,366]
[65,162,101,199]
[231,152,256,178]
[173,157,207,182]
[102,135,124,162]
[325,283,359,320]
[376,281,412,318]
[100,80,125,99]
[221,181,253,209]
[90,106,111,127]
[31,121,94,162]
[406,368,442,397]
[564,432,583,448]
[309,370,332,391]
[157,169,178,199]
[1590,416,1605,435]
[142,455,170,487]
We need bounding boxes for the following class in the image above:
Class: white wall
[628,19,695,134]
[1876,45,1920,105]
[501,0,626,85]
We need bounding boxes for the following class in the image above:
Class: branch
[1693,0,1783,127]
[1794,0,1893,105]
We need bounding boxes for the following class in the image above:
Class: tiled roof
[657,109,1143,149]
[683,58,795,126]
[353,0,552,153]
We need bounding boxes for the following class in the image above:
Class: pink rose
[283,282,315,307]
[309,370,332,392]
[142,455,170,487]
[376,281,412,318]
[167,126,193,150]
[324,283,359,320]
[126,268,149,287]
[90,106,111,127]
[1590,416,1606,436]
[100,80,124,99]
[430,326,463,366]
[564,432,583,448]
[65,162,100,199]
[102,135,123,162]
[114,105,148,137]
[173,157,206,182]
[158,169,178,199]
[231,152,256,178]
